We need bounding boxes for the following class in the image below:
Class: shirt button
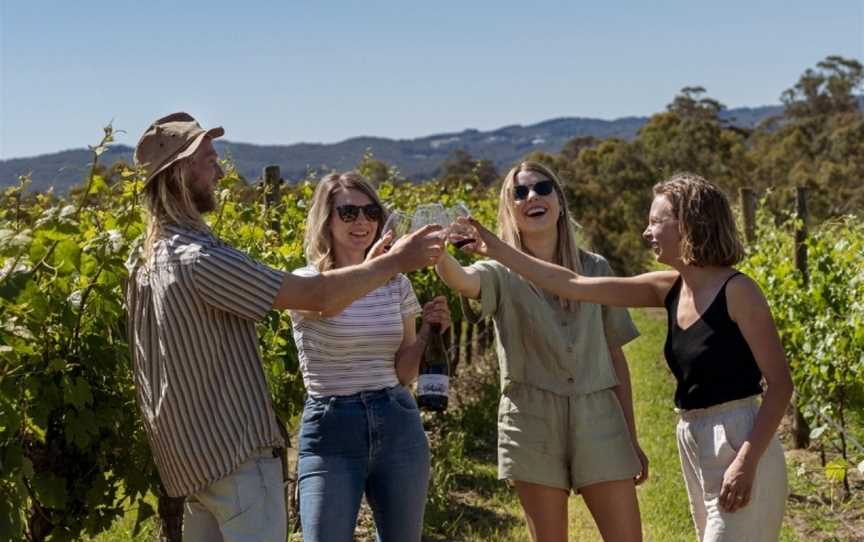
[567,377,575,383]
[566,346,573,353]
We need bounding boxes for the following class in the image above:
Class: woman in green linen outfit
[436,161,647,542]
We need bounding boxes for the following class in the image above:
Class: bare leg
[513,480,569,542]
[580,479,642,542]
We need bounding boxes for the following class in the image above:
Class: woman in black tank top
[664,271,765,410]
[456,173,793,541]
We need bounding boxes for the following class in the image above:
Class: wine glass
[447,202,476,250]
[411,203,449,233]
[382,210,411,250]
[383,210,411,238]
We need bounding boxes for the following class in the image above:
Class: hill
[0,105,782,192]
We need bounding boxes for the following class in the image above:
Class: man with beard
[126,112,444,542]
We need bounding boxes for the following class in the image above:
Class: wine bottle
[417,323,449,412]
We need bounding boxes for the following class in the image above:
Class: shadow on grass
[451,469,503,500]
[424,500,521,542]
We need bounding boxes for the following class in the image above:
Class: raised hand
[448,216,501,257]
[388,224,445,272]
[420,296,451,333]
[447,203,476,250]
[365,231,394,262]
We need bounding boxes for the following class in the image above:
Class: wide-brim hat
[134,112,224,186]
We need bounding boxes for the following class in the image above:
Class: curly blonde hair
[653,173,744,267]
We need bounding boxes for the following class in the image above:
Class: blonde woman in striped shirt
[291,172,451,542]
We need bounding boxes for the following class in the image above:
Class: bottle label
[417,375,449,397]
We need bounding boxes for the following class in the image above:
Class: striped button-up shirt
[125,224,286,497]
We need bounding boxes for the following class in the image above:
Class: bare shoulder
[726,272,765,301]
[725,272,770,320]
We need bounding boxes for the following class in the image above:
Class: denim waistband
[306,385,399,405]
[676,395,759,422]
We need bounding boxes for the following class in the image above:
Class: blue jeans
[298,385,431,542]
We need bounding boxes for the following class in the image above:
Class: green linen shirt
[462,251,639,396]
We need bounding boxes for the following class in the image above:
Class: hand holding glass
[446,202,476,250]
[385,203,476,251]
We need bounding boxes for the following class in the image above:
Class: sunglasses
[335,203,383,222]
[513,179,555,200]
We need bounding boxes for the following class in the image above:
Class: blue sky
[1,0,862,159]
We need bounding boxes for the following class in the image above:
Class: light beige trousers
[676,397,788,542]
[183,449,286,542]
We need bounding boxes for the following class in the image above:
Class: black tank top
[664,272,763,410]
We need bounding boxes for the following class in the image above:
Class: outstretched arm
[456,217,676,308]
[290,232,396,319]
[274,225,443,313]
[435,251,481,299]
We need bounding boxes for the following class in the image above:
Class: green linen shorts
[497,381,640,492]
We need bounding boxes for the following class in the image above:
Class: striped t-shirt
[125,224,286,497]
[291,265,422,397]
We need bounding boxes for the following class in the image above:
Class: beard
[191,184,217,214]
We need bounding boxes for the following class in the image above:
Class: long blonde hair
[653,173,745,267]
[304,171,386,271]
[142,160,207,259]
[498,161,583,311]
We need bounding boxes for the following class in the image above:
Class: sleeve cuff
[606,314,640,349]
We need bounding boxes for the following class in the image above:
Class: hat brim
[143,126,224,186]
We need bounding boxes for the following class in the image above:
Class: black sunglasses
[513,179,555,200]
[335,203,383,222]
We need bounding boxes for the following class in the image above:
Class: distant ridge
[0,105,783,193]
